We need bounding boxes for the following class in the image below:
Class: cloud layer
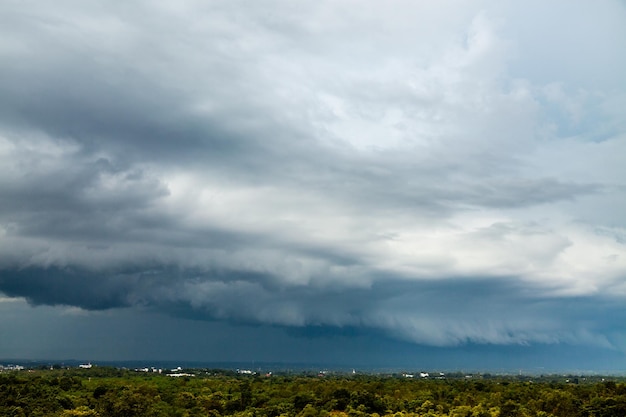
[1,0,625,353]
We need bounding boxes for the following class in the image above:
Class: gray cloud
[0,0,625,362]
[1,261,624,351]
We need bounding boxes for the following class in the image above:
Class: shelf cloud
[1,0,625,364]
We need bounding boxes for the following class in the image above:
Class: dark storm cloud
[0,267,135,310]
[0,0,625,357]
[2,260,623,349]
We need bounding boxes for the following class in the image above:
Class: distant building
[0,364,25,371]
[237,369,255,375]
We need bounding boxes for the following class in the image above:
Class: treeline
[0,369,625,417]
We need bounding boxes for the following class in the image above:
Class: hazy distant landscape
[3,359,626,378]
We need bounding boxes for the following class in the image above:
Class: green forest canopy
[0,367,625,417]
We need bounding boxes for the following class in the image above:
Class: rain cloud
[1,0,625,363]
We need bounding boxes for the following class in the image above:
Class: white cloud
[0,0,625,350]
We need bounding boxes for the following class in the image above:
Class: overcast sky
[1,0,626,371]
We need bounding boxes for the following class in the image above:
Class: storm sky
[1,0,626,371]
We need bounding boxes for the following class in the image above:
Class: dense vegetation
[1,368,625,417]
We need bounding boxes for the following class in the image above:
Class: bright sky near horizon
[0,0,625,370]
